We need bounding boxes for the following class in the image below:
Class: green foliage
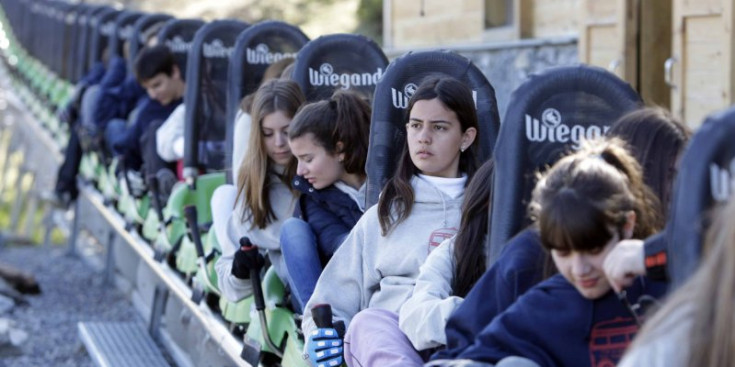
[354,0,383,45]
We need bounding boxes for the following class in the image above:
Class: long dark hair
[377,76,480,235]
[452,159,494,297]
[607,106,690,217]
[288,90,371,175]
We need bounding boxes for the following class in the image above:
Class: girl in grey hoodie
[213,79,305,302]
[303,76,480,367]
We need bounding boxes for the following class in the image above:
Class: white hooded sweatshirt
[301,175,465,338]
[213,173,297,302]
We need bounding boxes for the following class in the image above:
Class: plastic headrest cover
[183,20,249,173]
[488,65,642,264]
[292,33,388,102]
[667,106,735,288]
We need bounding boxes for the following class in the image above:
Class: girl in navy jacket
[281,90,371,313]
[443,138,665,367]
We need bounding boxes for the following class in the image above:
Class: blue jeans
[281,217,323,313]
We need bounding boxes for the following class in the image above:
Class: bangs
[539,189,615,253]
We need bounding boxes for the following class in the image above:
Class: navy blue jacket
[292,176,364,259]
[455,274,666,367]
[80,62,106,87]
[94,71,145,130]
[113,97,181,170]
[435,228,546,360]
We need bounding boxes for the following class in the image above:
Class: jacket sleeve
[156,104,186,162]
[399,237,462,350]
[643,232,668,281]
[302,193,352,257]
[212,184,254,302]
[215,249,253,303]
[301,212,379,339]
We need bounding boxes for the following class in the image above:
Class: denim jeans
[280,217,323,313]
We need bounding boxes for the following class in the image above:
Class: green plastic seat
[154,172,225,263]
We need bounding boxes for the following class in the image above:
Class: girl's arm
[301,212,378,338]
[399,237,462,350]
[302,194,352,256]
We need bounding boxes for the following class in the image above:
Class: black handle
[312,304,334,328]
[146,174,166,223]
[183,205,205,258]
[239,237,266,311]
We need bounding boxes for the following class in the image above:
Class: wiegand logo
[391,82,418,109]
[246,43,297,65]
[166,36,192,54]
[118,25,133,41]
[203,39,234,58]
[525,108,610,149]
[308,62,384,90]
[710,157,735,202]
[100,22,115,36]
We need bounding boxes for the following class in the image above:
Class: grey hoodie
[301,175,464,338]
[213,174,297,303]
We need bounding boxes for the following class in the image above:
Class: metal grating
[78,322,170,367]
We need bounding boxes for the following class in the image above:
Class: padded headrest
[54,2,77,79]
[74,5,112,80]
[128,13,173,75]
[224,20,309,183]
[292,33,388,102]
[487,65,642,264]
[365,50,501,207]
[108,11,143,59]
[87,7,119,67]
[157,18,206,78]
[666,107,735,288]
[182,20,249,175]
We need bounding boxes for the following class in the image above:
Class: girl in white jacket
[303,76,480,367]
[213,79,304,302]
[398,159,494,354]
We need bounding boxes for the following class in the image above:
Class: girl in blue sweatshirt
[437,107,685,360]
[280,90,371,313]
[447,138,666,367]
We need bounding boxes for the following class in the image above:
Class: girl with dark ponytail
[280,90,371,313]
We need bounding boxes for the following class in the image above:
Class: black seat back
[74,5,111,83]
[224,20,309,183]
[87,7,119,69]
[366,50,501,207]
[58,2,81,82]
[667,107,735,288]
[487,65,642,264]
[291,33,388,102]
[182,20,249,182]
[156,18,206,82]
[128,13,173,75]
[109,10,143,60]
